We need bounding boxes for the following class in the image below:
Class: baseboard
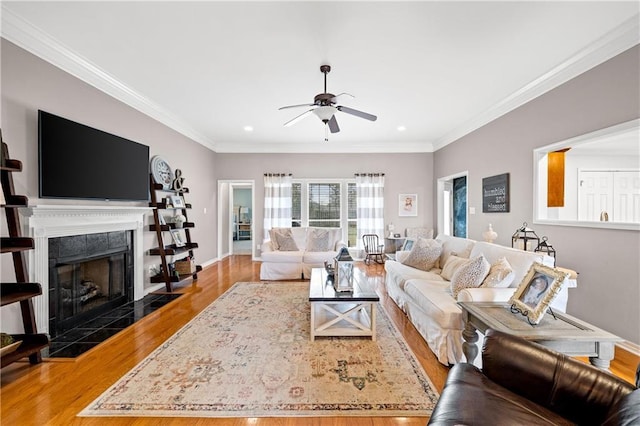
[201,257,218,268]
[144,282,168,295]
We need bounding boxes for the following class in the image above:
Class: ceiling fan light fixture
[314,105,337,121]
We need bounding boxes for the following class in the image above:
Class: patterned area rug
[79,282,439,418]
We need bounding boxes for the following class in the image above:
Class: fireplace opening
[49,231,134,337]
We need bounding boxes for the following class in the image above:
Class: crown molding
[432,14,640,152]
[2,6,637,155]
[1,6,218,152]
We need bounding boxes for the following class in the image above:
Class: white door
[578,170,640,222]
[578,171,613,221]
[613,171,640,222]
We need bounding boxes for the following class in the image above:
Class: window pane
[292,183,301,227]
[348,221,357,247]
[308,183,340,220]
[309,220,341,228]
[348,183,357,219]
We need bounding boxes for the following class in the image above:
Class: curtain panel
[355,173,385,249]
[263,173,293,238]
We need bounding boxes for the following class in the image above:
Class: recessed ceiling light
[243,125,254,132]
[397,125,406,132]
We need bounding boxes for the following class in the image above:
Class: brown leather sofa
[428,329,639,425]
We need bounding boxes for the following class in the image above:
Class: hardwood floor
[1,256,636,425]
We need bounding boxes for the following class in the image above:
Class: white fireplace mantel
[19,205,151,334]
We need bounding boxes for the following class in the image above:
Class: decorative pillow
[272,228,299,251]
[481,257,515,288]
[401,238,443,272]
[307,229,331,252]
[450,255,491,298]
[440,255,470,281]
[269,228,290,250]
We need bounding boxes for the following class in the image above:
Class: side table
[458,302,623,371]
[384,237,405,253]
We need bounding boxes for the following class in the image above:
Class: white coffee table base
[310,301,377,341]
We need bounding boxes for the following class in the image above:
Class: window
[308,183,341,227]
[291,180,358,246]
[292,183,301,227]
[347,183,357,247]
[533,119,639,230]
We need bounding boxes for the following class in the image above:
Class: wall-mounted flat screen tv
[38,110,150,201]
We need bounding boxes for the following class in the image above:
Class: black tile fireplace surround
[48,231,134,338]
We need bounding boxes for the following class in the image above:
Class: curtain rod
[264,173,292,177]
[354,173,385,177]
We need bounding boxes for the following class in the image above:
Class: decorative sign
[482,173,510,213]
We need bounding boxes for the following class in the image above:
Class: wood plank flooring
[1,255,637,425]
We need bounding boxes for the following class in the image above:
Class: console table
[458,302,623,371]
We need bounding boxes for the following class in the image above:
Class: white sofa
[260,227,347,280]
[385,233,576,366]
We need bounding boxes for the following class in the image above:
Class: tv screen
[38,110,150,201]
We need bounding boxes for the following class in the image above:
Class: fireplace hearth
[49,231,134,337]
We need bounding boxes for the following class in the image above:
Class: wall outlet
[257,244,261,250]
[469,207,476,215]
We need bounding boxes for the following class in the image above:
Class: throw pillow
[481,257,515,288]
[401,238,443,272]
[273,228,299,251]
[307,229,331,252]
[268,228,283,250]
[440,255,470,281]
[450,255,491,298]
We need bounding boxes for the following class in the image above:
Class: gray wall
[3,36,638,345]
[215,152,435,248]
[434,45,640,344]
[1,39,218,292]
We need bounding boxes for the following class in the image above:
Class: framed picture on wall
[399,194,418,217]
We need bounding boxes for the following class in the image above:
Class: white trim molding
[2,5,638,154]
[1,6,217,152]
[433,14,640,151]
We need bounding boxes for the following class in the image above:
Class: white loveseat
[385,233,576,365]
[260,227,347,280]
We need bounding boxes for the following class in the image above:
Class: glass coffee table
[309,268,380,341]
[458,301,623,370]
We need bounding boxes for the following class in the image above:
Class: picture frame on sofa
[509,262,568,324]
[401,238,415,251]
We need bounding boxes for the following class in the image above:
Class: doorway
[232,185,253,254]
[217,180,255,258]
[437,171,468,237]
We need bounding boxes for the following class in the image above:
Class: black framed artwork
[482,173,510,213]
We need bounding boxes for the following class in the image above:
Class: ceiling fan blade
[330,92,355,104]
[284,109,315,127]
[279,103,315,110]
[337,105,377,121]
[328,115,340,133]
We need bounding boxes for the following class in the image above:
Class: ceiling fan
[279,65,377,140]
